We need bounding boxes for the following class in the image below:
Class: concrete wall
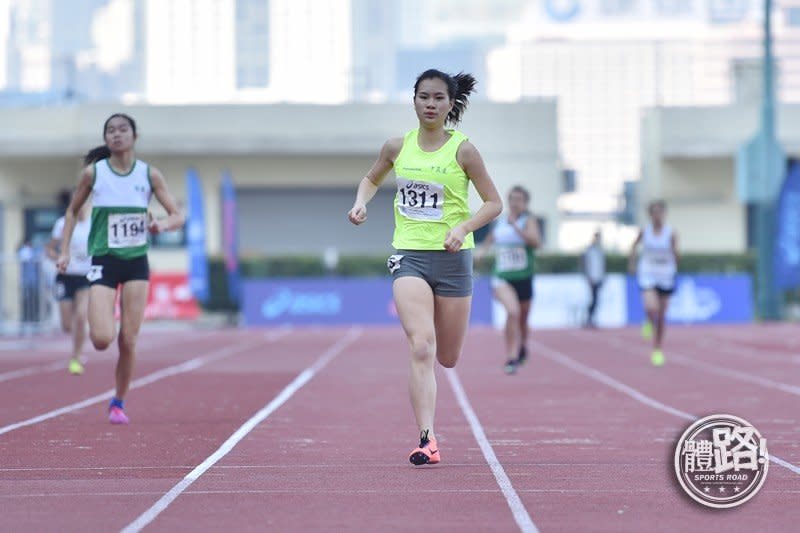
[640,103,800,252]
[0,102,561,317]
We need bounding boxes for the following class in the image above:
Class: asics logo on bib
[396,178,445,221]
[404,181,435,191]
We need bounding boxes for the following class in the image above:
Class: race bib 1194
[496,246,528,272]
[108,213,147,248]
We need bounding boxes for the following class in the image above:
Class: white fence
[0,253,60,336]
[492,274,628,330]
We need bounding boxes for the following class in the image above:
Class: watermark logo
[674,414,768,508]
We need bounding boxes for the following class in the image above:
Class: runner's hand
[348,204,367,225]
[148,211,162,235]
[444,225,467,253]
[56,253,70,274]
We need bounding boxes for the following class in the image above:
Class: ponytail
[414,69,477,126]
[84,145,111,165]
[448,72,476,125]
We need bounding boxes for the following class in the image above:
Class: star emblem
[719,487,726,493]
[704,487,710,493]
[734,487,741,492]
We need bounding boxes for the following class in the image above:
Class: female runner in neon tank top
[56,114,185,425]
[348,69,503,466]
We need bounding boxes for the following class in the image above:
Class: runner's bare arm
[148,167,185,234]
[627,230,643,274]
[56,166,94,273]
[671,232,680,265]
[517,216,541,248]
[349,138,403,225]
[456,141,502,234]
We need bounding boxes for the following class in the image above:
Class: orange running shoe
[409,430,440,466]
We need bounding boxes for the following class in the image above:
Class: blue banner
[221,172,241,305]
[625,274,753,324]
[774,161,800,289]
[186,168,209,303]
[242,277,493,326]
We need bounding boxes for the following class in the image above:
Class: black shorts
[640,285,675,296]
[88,254,150,289]
[494,276,534,302]
[54,273,90,301]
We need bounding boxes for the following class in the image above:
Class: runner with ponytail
[348,69,502,465]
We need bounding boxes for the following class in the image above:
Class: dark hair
[57,188,72,211]
[648,199,666,213]
[84,145,111,165]
[413,69,477,125]
[509,185,530,204]
[102,113,137,139]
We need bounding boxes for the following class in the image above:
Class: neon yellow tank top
[391,128,474,250]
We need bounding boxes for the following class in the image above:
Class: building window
[236,0,270,89]
[787,8,800,27]
[24,207,62,250]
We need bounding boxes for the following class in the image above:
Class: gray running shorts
[387,249,473,297]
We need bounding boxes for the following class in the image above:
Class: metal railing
[0,253,59,336]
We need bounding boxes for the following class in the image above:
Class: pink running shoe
[108,406,129,425]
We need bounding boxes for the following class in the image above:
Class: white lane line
[0,332,216,384]
[672,353,800,396]
[121,327,362,533]
[0,329,291,437]
[446,368,539,533]
[694,337,799,364]
[606,336,800,397]
[530,339,800,477]
[610,327,800,365]
[0,361,65,383]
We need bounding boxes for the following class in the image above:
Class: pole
[756,0,781,319]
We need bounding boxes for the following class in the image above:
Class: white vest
[88,158,152,258]
[52,216,91,275]
[638,224,676,279]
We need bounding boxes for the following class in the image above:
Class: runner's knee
[117,330,139,354]
[91,331,113,351]
[408,333,435,363]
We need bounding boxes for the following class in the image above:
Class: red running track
[0,323,798,532]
